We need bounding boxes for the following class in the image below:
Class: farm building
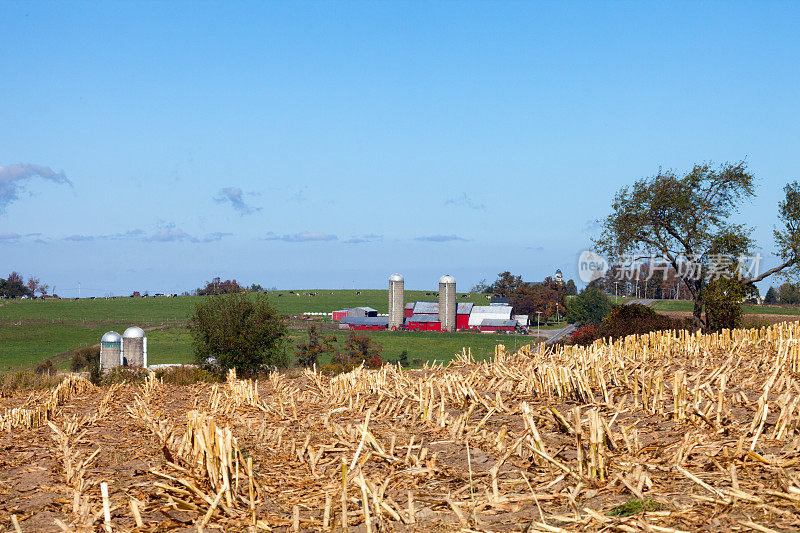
[405,301,474,330]
[404,303,414,319]
[514,314,529,328]
[339,316,389,330]
[405,315,442,331]
[456,302,473,330]
[333,307,378,321]
[468,305,513,328]
[479,319,517,332]
[411,301,439,316]
[490,297,511,306]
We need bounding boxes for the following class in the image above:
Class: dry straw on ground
[3,323,800,531]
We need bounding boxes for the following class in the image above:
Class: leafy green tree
[564,279,578,296]
[595,162,800,329]
[295,325,337,367]
[188,292,288,375]
[764,286,779,304]
[778,282,800,305]
[566,286,611,324]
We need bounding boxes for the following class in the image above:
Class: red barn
[479,319,517,333]
[332,309,348,321]
[406,315,441,331]
[404,303,414,319]
[456,302,473,330]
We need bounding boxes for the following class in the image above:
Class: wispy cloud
[343,233,383,244]
[57,226,230,244]
[109,229,145,240]
[64,234,96,242]
[215,187,261,215]
[197,232,233,243]
[0,163,71,213]
[0,232,44,244]
[264,231,338,243]
[148,225,193,242]
[0,232,22,242]
[445,192,486,211]
[415,234,468,242]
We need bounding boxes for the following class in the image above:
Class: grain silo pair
[99,327,147,371]
[388,273,457,332]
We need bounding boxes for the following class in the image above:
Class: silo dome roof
[123,326,146,338]
[389,273,404,282]
[439,275,456,284]
[101,331,122,343]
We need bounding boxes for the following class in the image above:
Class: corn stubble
[4,324,800,531]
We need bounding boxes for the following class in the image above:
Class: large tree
[595,161,800,328]
[490,271,525,297]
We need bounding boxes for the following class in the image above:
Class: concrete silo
[438,275,457,332]
[100,331,122,372]
[122,326,147,368]
[388,273,405,330]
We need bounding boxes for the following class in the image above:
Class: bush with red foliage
[567,324,598,345]
[566,304,692,346]
[329,332,383,372]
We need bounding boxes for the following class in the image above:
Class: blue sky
[1,1,798,296]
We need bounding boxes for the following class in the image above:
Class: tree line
[0,271,49,298]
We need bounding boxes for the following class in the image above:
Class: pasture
[0,290,526,370]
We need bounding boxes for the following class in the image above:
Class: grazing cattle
[356,291,361,295]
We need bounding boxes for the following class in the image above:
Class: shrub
[566,304,691,345]
[295,325,337,367]
[155,365,219,385]
[567,324,598,345]
[329,332,383,372]
[34,359,56,376]
[70,346,100,372]
[389,349,410,367]
[188,292,289,376]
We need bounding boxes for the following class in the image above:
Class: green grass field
[146,326,540,368]
[0,289,525,370]
[652,300,800,315]
[0,289,491,325]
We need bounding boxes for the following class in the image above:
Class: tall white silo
[388,273,405,330]
[438,275,457,332]
[100,331,122,372]
[122,326,147,367]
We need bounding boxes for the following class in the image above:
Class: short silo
[122,326,147,367]
[100,331,122,372]
[438,275,457,332]
[388,273,405,330]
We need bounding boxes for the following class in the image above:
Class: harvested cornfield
[3,324,800,532]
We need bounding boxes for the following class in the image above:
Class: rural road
[544,323,578,345]
[626,298,656,306]
[540,298,658,346]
